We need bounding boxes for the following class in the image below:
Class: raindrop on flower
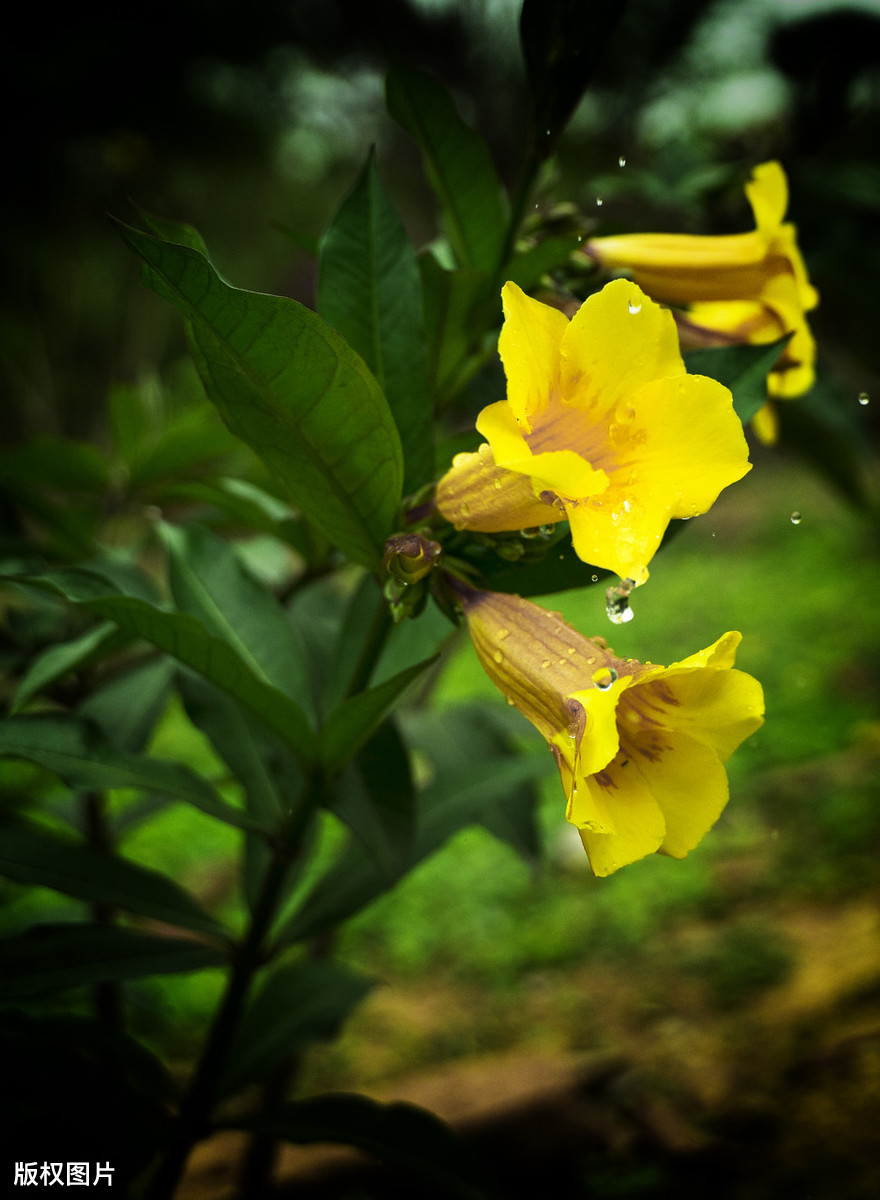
[492,649,504,664]
[498,628,510,639]
[592,667,618,691]
[494,478,502,489]
[627,299,641,314]
[618,155,626,167]
[541,659,551,669]
[460,501,470,517]
[790,511,802,525]
[858,391,870,406]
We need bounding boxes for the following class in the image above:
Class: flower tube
[457,584,764,876]
[585,161,819,422]
[436,279,751,583]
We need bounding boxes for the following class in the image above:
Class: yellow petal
[750,401,778,443]
[633,667,765,763]
[667,630,742,672]
[567,493,666,583]
[499,282,569,430]
[569,677,630,778]
[561,280,685,415]
[632,731,731,859]
[745,161,788,235]
[576,765,666,876]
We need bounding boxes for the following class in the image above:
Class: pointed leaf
[10,620,121,713]
[318,151,434,495]
[218,960,376,1099]
[116,221,403,568]
[279,755,550,944]
[0,713,269,833]
[418,255,490,398]
[328,719,416,879]
[319,655,438,774]
[386,62,508,272]
[228,1094,487,1200]
[159,521,314,717]
[0,925,227,997]
[13,567,314,767]
[0,825,228,938]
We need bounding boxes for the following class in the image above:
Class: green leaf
[10,620,121,713]
[520,0,628,160]
[78,657,175,754]
[116,221,403,568]
[319,655,438,774]
[279,755,550,944]
[328,719,416,879]
[0,435,111,494]
[318,151,434,495]
[685,336,792,425]
[159,521,314,718]
[0,825,228,939]
[0,925,227,997]
[386,62,508,273]
[0,713,269,834]
[418,255,491,399]
[14,567,314,767]
[217,960,376,1099]
[178,672,295,826]
[228,1094,487,1200]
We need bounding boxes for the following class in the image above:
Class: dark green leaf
[0,824,228,938]
[78,657,175,754]
[279,755,550,944]
[386,62,508,273]
[14,567,315,767]
[178,672,295,825]
[0,435,111,494]
[418,255,492,399]
[685,335,792,425]
[217,960,375,1099]
[0,712,269,833]
[505,234,584,291]
[318,151,434,495]
[228,1094,486,1200]
[0,924,227,997]
[10,620,120,713]
[476,536,609,597]
[320,656,438,774]
[520,0,628,160]
[159,521,314,717]
[116,221,403,568]
[328,720,416,879]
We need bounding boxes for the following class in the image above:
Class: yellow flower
[458,585,764,876]
[586,161,819,415]
[435,279,751,583]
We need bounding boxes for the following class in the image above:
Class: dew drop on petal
[494,478,502,489]
[592,667,619,691]
[628,299,641,314]
[460,501,470,518]
[506,695,516,705]
[541,659,551,669]
[858,391,869,406]
[790,511,802,525]
[498,628,510,640]
[493,650,504,664]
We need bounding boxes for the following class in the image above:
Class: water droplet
[567,646,576,655]
[460,501,470,517]
[538,523,556,536]
[498,628,510,640]
[494,478,502,489]
[618,155,626,168]
[858,391,869,406]
[628,299,641,314]
[591,574,598,582]
[790,511,802,525]
[611,607,635,624]
[520,526,541,539]
[595,196,604,207]
[506,695,516,705]
[592,667,618,691]
[541,658,551,669]
[492,649,504,664]
[606,578,634,625]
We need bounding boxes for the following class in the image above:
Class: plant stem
[345,591,393,700]
[143,851,293,1200]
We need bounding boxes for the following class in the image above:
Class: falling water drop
[591,574,599,582]
[592,667,619,691]
[606,578,634,624]
[618,155,626,167]
[858,391,870,406]
[595,196,604,207]
[790,511,802,525]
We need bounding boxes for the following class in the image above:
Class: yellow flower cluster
[435,261,767,874]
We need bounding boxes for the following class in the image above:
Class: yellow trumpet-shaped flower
[435,279,751,584]
[457,585,764,876]
[585,161,819,418]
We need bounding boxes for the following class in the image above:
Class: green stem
[143,851,293,1200]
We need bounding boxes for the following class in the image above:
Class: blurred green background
[2,1,880,1197]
